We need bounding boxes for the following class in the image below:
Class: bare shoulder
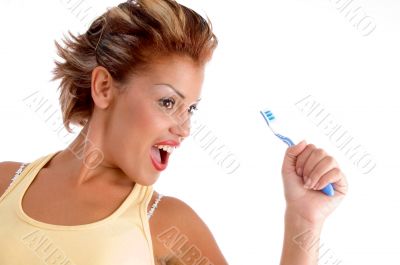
[149,191,228,265]
[0,161,25,197]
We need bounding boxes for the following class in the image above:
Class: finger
[312,167,340,190]
[282,140,307,173]
[303,148,327,182]
[305,156,337,189]
[314,168,348,197]
[333,173,348,196]
[295,143,315,178]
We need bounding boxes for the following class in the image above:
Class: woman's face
[96,55,205,185]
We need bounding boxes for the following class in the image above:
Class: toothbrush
[260,109,335,197]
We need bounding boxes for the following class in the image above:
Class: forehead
[124,55,205,97]
[146,55,204,82]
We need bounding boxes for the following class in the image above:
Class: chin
[135,172,160,186]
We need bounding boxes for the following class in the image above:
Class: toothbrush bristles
[263,110,275,121]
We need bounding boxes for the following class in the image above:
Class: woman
[0,0,348,264]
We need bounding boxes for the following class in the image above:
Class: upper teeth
[154,145,174,153]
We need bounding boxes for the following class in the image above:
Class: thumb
[282,140,307,172]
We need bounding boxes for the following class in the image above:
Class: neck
[51,121,130,187]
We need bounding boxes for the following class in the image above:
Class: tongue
[151,146,162,164]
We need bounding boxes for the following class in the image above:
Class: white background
[1,0,399,264]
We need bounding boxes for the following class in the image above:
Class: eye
[159,97,175,109]
[188,104,198,115]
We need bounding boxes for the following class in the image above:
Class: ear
[91,66,116,109]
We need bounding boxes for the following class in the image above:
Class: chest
[21,171,134,226]
[12,169,171,264]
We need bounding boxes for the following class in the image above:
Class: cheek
[138,106,170,133]
[121,100,169,138]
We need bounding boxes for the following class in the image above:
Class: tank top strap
[123,183,154,219]
[120,182,155,258]
[0,151,59,203]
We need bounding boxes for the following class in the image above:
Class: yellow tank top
[0,151,156,265]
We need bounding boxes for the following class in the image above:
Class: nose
[169,111,191,139]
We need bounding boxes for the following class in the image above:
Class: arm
[148,193,229,265]
[279,141,348,265]
[280,211,323,265]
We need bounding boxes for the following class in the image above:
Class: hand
[281,140,348,225]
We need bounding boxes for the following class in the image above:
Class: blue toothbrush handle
[321,183,335,196]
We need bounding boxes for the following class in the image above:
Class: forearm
[280,210,323,265]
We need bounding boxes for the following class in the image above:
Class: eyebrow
[154,83,201,102]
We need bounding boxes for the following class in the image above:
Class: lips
[149,140,180,171]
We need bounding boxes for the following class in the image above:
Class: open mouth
[150,144,175,171]
[158,148,168,164]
